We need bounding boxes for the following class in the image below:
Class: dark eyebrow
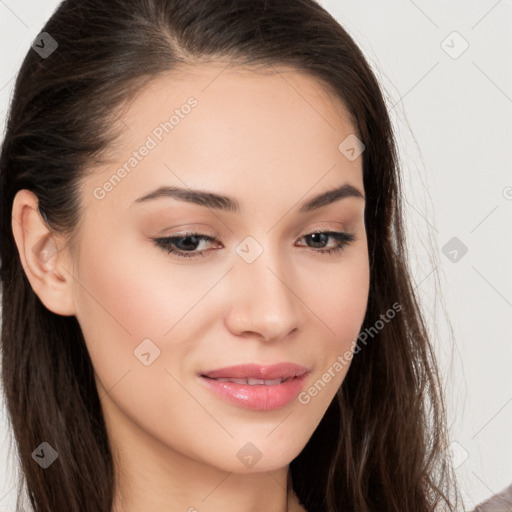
[297,183,365,213]
[132,183,365,213]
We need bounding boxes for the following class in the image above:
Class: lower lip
[199,373,309,411]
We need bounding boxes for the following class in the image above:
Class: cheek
[71,234,171,388]
[294,251,369,410]
[308,248,370,346]
[72,232,224,388]
[74,231,205,339]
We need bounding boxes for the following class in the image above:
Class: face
[71,63,369,476]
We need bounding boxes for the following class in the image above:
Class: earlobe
[11,189,76,316]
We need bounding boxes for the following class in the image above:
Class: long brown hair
[0,1,461,510]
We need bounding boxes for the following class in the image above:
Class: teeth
[212,377,288,385]
[248,378,266,385]
[229,378,250,384]
[261,378,284,385]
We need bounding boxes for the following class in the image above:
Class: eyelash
[153,229,356,259]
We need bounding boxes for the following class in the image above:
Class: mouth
[197,363,310,411]
[201,375,295,385]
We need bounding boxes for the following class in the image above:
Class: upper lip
[201,363,309,380]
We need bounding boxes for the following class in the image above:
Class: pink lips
[199,363,310,411]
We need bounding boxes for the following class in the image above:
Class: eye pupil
[308,232,328,248]
[176,235,200,251]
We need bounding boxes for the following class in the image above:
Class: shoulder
[471,483,512,511]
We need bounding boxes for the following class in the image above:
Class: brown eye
[298,231,356,255]
[154,233,217,259]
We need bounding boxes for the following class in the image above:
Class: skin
[12,63,370,512]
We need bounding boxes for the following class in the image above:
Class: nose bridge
[227,232,300,339]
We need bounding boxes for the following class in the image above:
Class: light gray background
[1,1,511,510]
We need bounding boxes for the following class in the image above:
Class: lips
[200,362,309,381]
[198,363,311,410]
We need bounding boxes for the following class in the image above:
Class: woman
[0,1,461,511]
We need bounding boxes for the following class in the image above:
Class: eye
[153,232,217,259]
[153,229,356,259]
[298,230,356,256]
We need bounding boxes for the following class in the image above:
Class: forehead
[84,62,363,212]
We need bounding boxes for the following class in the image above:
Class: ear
[11,189,76,316]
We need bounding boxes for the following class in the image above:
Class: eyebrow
[132,182,365,213]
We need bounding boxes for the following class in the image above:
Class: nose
[224,243,301,342]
